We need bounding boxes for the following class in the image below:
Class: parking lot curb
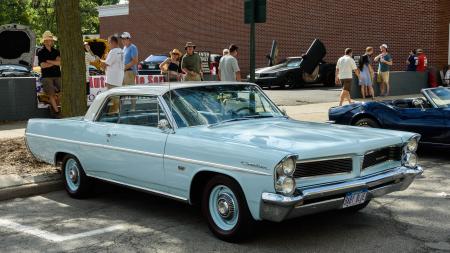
[0,179,63,201]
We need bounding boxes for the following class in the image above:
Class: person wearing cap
[37,31,61,117]
[159,49,182,82]
[181,42,202,81]
[374,44,393,96]
[415,49,428,72]
[218,44,241,81]
[84,42,99,95]
[120,32,139,85]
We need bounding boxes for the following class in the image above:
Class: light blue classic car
[26,82,423,242]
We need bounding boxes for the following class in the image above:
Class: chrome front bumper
[260,166,423,222]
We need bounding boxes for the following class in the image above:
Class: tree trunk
[55,0,86,117]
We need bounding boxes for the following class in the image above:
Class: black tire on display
[201,175,254,242]
[354,118,380,128]
[61,154,92,199]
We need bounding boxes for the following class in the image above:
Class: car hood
[0,24,35,67]
[184,118,411,160]
[255,64,293,74]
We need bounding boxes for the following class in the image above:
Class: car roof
[84,82,257,121]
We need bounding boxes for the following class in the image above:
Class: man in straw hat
[37,31,61,117]
[181,42,202,81]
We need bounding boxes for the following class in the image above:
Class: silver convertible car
[26,82,423,241]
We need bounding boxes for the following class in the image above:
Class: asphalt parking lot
[263,85,342,106]
[0,149,449,253]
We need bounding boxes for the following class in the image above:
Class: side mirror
[157,119,171,131]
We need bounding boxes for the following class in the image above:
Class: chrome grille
[362,146,402,170]
[294,158,352,178]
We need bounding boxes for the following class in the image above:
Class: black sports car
[251,39,336,88]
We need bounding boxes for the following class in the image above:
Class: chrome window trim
[85,174,188,202]
[93,93,176,131]
[25,133,271,176]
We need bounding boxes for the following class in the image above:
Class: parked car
[26,82,422,242]
[138,54,168,75]
[0,64,34,77]
[329,87,450,147]
[251,39,336,88]
[0,23,36,77]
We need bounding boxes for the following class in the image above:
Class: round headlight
[282,158,296,176]
[406,138,418,152]
[275,176,296,195]
[403,153,418,168]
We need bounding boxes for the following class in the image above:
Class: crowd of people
[335,43,445,106]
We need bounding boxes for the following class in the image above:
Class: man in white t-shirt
[102,35,124,89]
[336,48,360,106]
[218,44,241,81]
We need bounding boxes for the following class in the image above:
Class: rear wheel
[354,118,380,128]
[202,175,253,242]
[62,155,92,198]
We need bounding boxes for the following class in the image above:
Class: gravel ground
[0,138,57,176]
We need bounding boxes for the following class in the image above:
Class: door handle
[106,133,118,138]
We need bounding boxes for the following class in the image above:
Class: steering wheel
[412,98,425,108]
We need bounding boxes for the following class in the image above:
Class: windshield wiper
[241,115,275,119]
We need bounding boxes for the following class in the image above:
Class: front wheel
[354,118,380,128]
[62,155,92,198]
[202,175,253,242]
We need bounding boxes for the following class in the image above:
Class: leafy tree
[0,0,119,38]
[55,0,86,116]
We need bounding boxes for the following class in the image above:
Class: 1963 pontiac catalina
[25,82,423,242]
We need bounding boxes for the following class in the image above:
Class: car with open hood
[25,82,422,242]
[251,39,336,88]
[329,87,450,147]
[0,23,36,77]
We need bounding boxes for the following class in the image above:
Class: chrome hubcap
[217,193,235,219]
[69,169,78,183]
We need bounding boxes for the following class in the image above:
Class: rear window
[144,55,167,62]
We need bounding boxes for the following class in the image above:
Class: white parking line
[0,219,125,242]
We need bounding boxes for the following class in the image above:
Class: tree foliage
[0,0,119,39]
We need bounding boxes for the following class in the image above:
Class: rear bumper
[260,166,423,222]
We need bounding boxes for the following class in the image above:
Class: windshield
[163,84,283,128]
[144,55,168,62]
[285,58,302,67]
[424,87,450,108]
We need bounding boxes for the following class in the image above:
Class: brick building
[99,0,450,75]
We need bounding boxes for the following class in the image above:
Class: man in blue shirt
[120,32,139,85]
[374,44,393,96]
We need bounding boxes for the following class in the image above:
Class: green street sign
[244,0,266,24]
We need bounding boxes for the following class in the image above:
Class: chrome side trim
[26,133,271,176]
[86,174,188,202]
[164,155,273,176]
[26,133,164,159]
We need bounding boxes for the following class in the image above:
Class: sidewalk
[0,121,26,139]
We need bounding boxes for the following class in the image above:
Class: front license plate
[342,189,368,208]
